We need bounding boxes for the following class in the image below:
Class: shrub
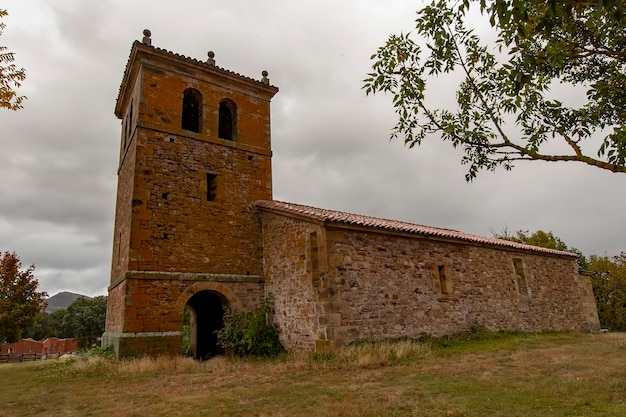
[216,298,284,357]
[85,342,116,360]
[181,307,192,356]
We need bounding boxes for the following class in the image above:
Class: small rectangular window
[513,258,529,296]
[437,265,452,295]
[206,173,217,201]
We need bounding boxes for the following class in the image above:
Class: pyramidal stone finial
[142,29,152,46]
[207,51,215,66]
[261,70,269,85]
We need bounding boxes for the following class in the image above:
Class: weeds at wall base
[4,331,624,417]
[46,328,589,379]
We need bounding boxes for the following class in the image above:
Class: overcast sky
[1,0,624,298]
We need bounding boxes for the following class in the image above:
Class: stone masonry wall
[120,275,264,333]
[126,127,269,275]
[104,281,126,333]
[324,227,599,344]
[103,274,264,356]
[110,107,138,282]
[261,212,326,352]
[139,62,274,151]
[118,57,274,276]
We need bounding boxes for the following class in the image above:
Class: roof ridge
[254,200,578,258]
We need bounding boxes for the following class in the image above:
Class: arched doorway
[184,291,228,360]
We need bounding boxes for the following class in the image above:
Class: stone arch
[174,281,241,313]
[175,282,240,359]
[185,291,227,359]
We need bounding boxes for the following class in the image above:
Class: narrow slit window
[206,173,217,201]
[121,118,127,153]
[127,100,134,142]
[309,232,320,286]
[437,265,452,294]
[513,259,529,296]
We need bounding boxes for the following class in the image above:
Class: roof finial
[142,29,152,46]
[207,51,215,66]
[261,70,269,85]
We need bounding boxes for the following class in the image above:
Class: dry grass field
[1,331,625,417]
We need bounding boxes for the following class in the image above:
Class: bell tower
[103,30,278,357]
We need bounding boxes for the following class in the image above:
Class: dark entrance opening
[185,291,227,360]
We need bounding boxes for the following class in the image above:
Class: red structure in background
[1,337,77,355]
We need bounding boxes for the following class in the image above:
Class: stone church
[102,32,600,358]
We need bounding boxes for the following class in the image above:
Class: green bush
[216,299,284,357]
[86,342,116,360]
[181,307,192,356]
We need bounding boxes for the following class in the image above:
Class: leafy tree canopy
[364,0,626,180]
[494,228,587,268]
[0,251,47,344]
[0,9,26,110]
[495,228,569,251]
[22,308,69,341]
[62,295,107,349]
[587,252,626,331]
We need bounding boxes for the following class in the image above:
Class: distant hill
[46,291,91,313]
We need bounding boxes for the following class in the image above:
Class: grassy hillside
[1,331,625,416]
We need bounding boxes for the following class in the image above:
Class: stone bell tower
[103,30,279,358]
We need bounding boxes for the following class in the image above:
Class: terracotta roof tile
[254,200,578,258]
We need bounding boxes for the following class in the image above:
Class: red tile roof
[254,200,578,258]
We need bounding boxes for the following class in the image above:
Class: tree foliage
[587,252,626,331]
[0,251,47,344]
[496,229,568,250]
[364,0,626,180]
[22,308,69,341]
[216,299,284,357]
[0,9,26,110]
[62,296,107,349]
[494,228,587,268]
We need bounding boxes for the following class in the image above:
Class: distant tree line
[22,296,107,349]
